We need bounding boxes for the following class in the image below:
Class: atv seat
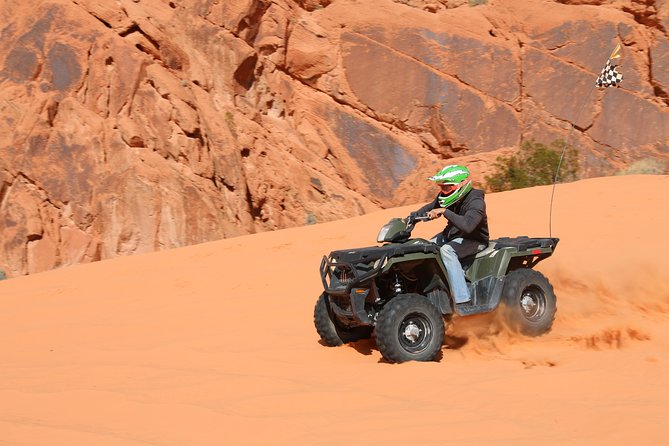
[474,242,496,258]
[460,242,494,273]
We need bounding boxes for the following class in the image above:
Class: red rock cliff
[1,0,668,276]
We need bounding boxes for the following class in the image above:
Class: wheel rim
[398,312,433,353]
[519,285,547,321]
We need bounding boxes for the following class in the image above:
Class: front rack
[319,255,386,295]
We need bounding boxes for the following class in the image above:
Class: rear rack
[493,236,559,251]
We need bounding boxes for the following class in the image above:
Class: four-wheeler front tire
[501,269,557,336]
[375,293,444,363]
[314,293,373,346]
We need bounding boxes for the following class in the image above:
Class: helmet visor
[438,183,457,195]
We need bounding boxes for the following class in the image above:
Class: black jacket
[415,188,489,244]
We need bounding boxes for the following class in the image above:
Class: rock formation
[1,0,667,276]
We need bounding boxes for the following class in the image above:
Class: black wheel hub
[398,313,433,353]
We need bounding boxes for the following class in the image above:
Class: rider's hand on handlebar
[427,209,445,220]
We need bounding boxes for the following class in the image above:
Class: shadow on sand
[344,332,470,363]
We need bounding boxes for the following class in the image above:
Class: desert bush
[485,139,579,192]
[306,212,317,225]
[615,158,666,176]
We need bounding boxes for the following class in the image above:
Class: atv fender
[424,275,452,315]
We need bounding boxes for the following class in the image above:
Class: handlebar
[404,214,432,229]
[406,213,431,221]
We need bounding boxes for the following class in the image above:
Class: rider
[410,165,489,305]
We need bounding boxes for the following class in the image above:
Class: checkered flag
[595,60,623,87]
[595,44,623,88]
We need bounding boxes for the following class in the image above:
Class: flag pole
[548,43,623,238]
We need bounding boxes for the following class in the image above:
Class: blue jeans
[430,235,484,304]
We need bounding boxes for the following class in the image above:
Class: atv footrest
[454,303,496,316]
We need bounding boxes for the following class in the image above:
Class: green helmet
[428,164,473,208]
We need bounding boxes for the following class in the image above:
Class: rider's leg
[439,238,482,304]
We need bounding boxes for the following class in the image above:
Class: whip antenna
[548,43,623,237]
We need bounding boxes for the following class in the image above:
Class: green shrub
[485,139,579,192]
[615,158,666,176]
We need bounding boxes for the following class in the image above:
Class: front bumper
[319,254,386,296]
[320,255,386,326]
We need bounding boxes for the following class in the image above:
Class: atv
[314,215,559,363]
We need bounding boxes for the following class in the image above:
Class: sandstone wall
[1,0,667,276]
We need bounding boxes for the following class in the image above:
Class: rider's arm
[413,195,440,216]
[443,195,486,234]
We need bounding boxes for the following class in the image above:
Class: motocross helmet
[428,164,472,208]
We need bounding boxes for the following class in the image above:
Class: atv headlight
[373,256,388,269]
[377,224,391,243]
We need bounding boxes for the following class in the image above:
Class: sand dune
[1,175,668,445]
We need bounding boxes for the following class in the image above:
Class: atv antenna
[548,43,623,238]
[547,95,592,238]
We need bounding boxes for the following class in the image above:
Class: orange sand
[1,175,668,445]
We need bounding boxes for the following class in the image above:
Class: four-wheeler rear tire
[314,293,373,346]
[375,293,444,363]
[501,269,557,336]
